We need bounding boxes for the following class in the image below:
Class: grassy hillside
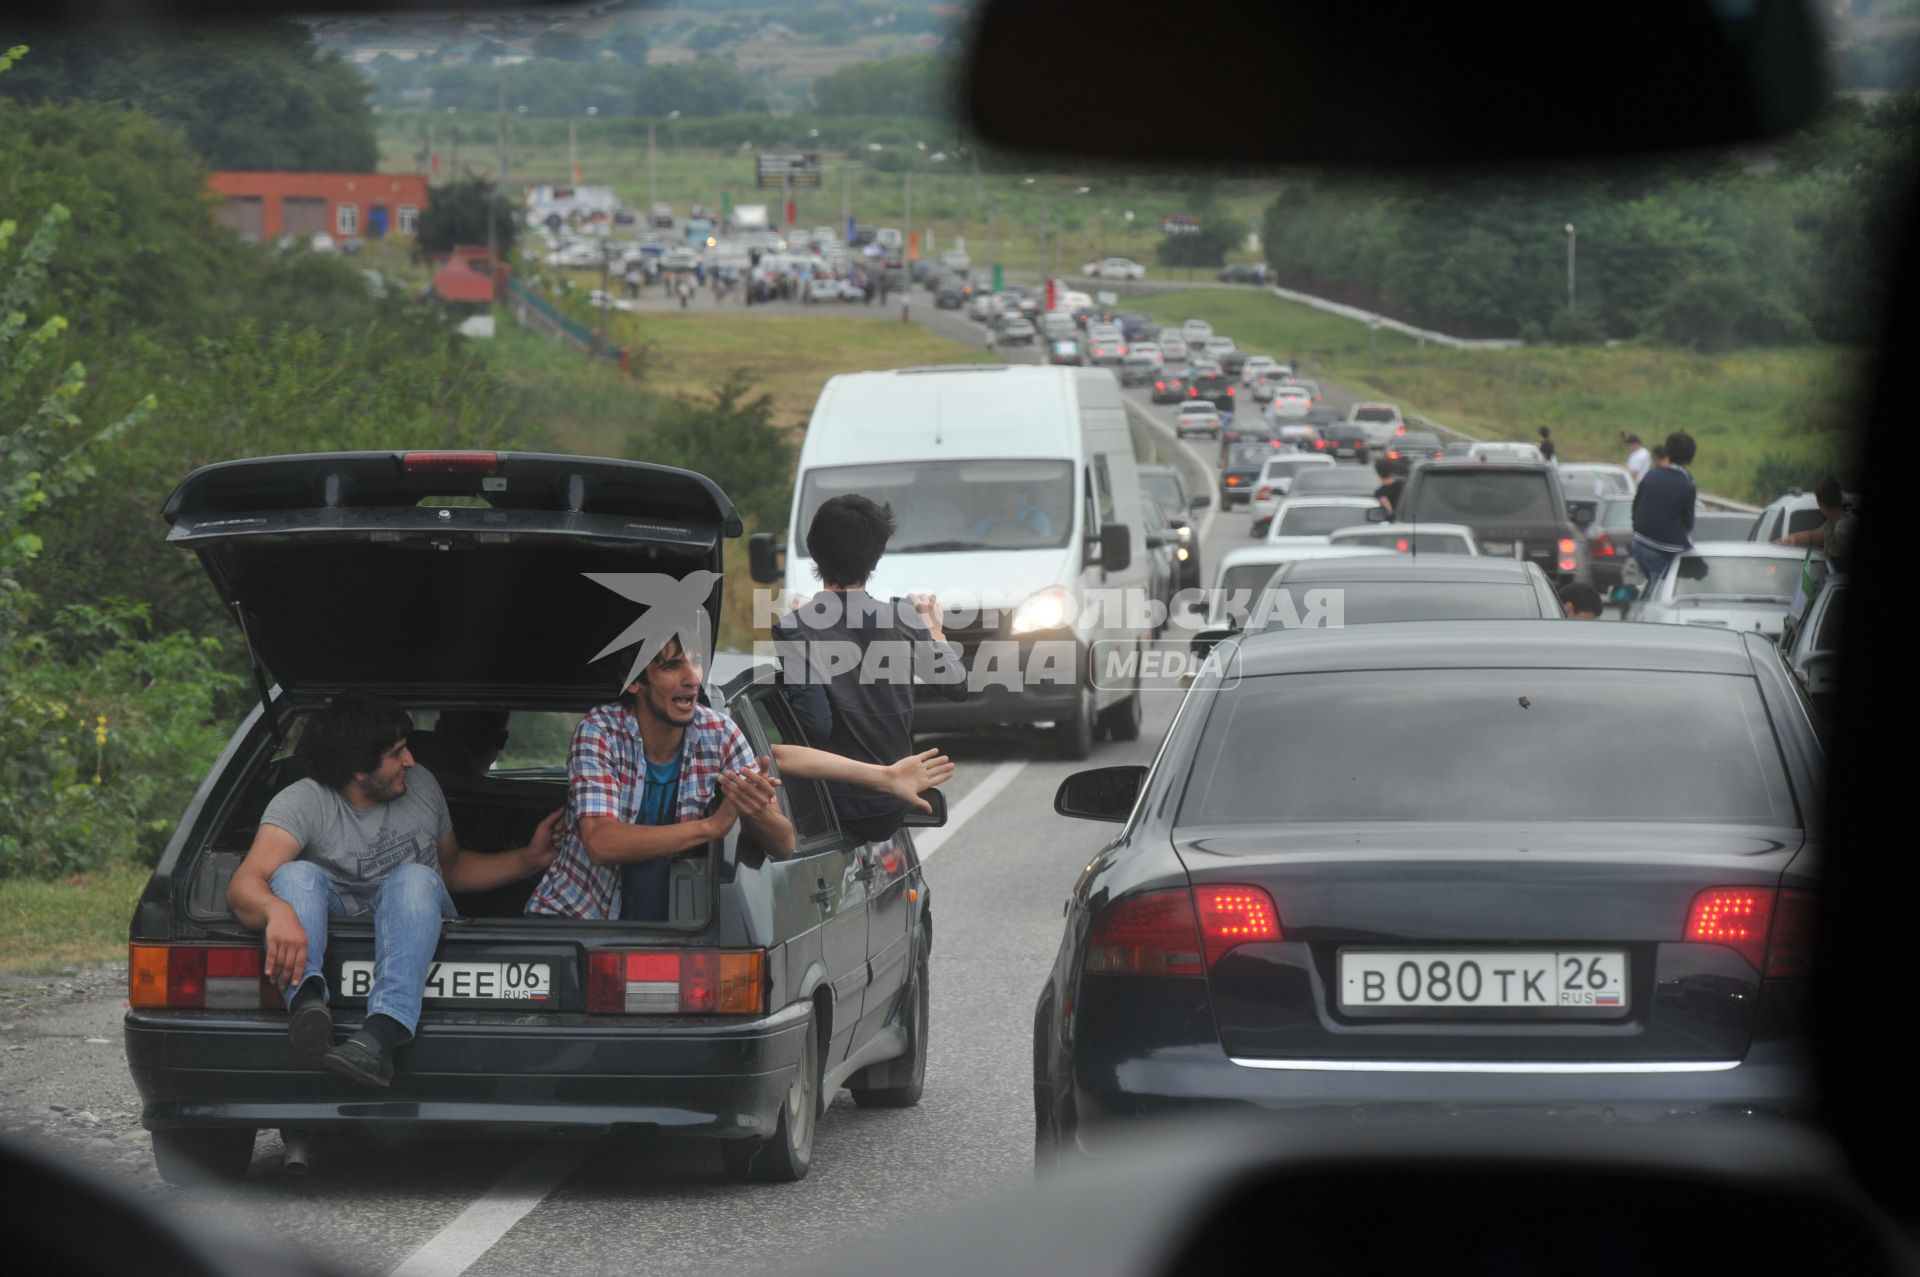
[1133,290,1860,503]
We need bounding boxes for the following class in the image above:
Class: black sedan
[1315,421,1372,462]
[1151,374,1191,404]
[1036,622,1818,1158]
[1219,441,1283,507]
[1139,462,1209,592]
[1189,372,1238,412]
[126,452,941,1187]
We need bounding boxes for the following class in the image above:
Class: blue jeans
[268,860,456,1034]
[1630,543,1678,590]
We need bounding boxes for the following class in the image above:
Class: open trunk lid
[162,451,742,710]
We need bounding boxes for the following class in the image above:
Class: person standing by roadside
[1630,431,1697,588]
[1538,427,1557,463]
[1623,433,1652,486]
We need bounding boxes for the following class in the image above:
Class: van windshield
[798,459,1076,553]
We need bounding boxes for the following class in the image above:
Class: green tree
[0,21,377,170]
[532,31,591,62]
[608,28,652,66]
[414,177,519,259]
[629,372,796,531]
[812,54,953,118]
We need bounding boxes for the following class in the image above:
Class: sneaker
[287,980,332,1064]
[321,1031,392,1089]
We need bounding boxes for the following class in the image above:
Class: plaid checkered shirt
[524,702,755,920]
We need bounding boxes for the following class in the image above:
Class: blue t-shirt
[618,753,683,922]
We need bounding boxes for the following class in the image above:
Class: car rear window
[1179,671,1797,825]
[1407,471,1559,524]
[1262,458,1330,480]
[1814,587,1844,651]
[1334,530,1475,554]
[1353,407,1397,422]
[1252,581,1542,626]
[1277,504,1373,535]
[1671,555,1798,599]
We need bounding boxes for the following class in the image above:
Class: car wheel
[1053,685,1097,760]
[1100,688,1143,742]
[152,1127,256,1186]
[722,1005,820,1183]
[850,946,929,1109]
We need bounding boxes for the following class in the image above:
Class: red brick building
[207,172,430,242]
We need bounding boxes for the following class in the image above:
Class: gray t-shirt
[261,769,453,916]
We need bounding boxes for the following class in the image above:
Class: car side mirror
[1190,625,1237,662]
[1054,765,1148,823]
[899,788,948,829]
[1190,494,1212,512]
[1094,522,1131,573]
[1365,506,1391,523]
[748,532,784,585]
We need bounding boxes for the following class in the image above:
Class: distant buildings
[208,173,430,243]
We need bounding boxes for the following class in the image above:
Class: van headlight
[1011,586,1073,635]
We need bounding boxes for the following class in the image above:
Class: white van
[751,365,1152,757]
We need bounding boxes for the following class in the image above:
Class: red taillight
[1387,450,1402,461]
[1591,532,1616,557]
[587,949,766,1014]
[1314,439,1328,450]
[1086,890,1204,977]
[129,944,276,1010]
[1255,485,1272,501]
[1395,537,1411,552]
[1189,387,1198,396]
[403,451,499,475]
[1557,536,1578,572]
[1194,886,1281,967]
[1226,386,1235,396]
[1155,380,1165,390]
[1687,887,1816,977]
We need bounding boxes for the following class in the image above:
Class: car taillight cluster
[587,949,766,1014]
[1684,887,1814,977]
[129,944,280,1010]
[1086,886,1281,977]
[1589,532,1617,557]
[1557,536,1579,573]
[1255,485,1272,501]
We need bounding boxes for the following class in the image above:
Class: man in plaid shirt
[526,638,794,921]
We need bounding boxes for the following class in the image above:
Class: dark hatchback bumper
[914,679,1081,729]
[1068,1039,1815,1152]
[125,1001,810,1138]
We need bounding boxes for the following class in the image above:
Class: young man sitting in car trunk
[227,692,563,1088]
[523,636,951,922]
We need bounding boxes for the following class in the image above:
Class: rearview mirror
[899,788,948,829]
[1365,506,1390,523]
[748,532,784,585]
[1054,765,1148,823]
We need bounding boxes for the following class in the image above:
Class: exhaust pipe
[281,1129,311,1175]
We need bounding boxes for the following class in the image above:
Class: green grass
[0,865,146,974]
[1134,290,1861,503]
[377,123,1277,278]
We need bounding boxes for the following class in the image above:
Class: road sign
[993,263,1003,292]
[756,153,822,189]
[1097,290,1119,305]
[1162,214,1201,235]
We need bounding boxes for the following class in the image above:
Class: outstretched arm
[770,745,954,812]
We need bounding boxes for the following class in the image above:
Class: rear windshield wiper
[892,540,994,553]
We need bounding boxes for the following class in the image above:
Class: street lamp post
[902,170,913,323]
[1565,222,1577,312]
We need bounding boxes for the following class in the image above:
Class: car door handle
[811,880,834,904]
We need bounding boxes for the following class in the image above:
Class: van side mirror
[1365,506,1391,523]
[1097,522,1132,572]
[898,788,948,829]
[748,532,784,584]
[1054,765,1148,822]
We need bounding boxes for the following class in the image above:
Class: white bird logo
[585,570,722,692]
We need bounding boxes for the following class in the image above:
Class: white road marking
[388,1140,595,1277]
[913,759,1023,862]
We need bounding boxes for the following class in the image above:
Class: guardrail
[507,279,626,365]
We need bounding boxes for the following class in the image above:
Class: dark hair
[434,709,509,758]
[299,691,412,790]
[807,494,895,587]
[1664,431,1697,466]
[1538,426,1551,439]
[1814,475,1845,509]
[1374,458,1394,479]
[616,635,699,708]
[1622,433,1642,445]
[1557,582,1604,617]
[1651,445,1669,461]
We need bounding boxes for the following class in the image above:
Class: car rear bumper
[915,678,1083,728]
[1068,1039,1814,1150]
[125,1001,810,1139]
